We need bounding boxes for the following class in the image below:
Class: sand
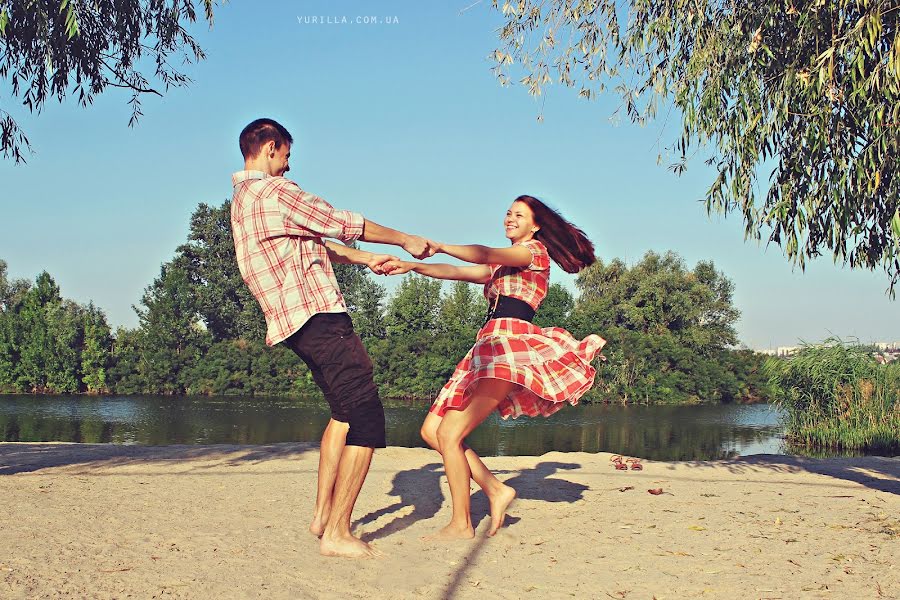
[1,442,897,599]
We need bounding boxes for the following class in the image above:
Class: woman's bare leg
[421,411,516,535]
[422,412,500,490]
[430,379,518,539]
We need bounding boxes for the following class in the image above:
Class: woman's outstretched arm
[383,260,492,284]
[324,241,395,273]
[432,241,532,268]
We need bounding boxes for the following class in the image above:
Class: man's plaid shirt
[231,170,364,346]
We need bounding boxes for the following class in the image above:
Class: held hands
[366,254,398,275]
[381,258,414,276]
[370,235,443,275]
[402,235,442,259]
[366,254,414,276]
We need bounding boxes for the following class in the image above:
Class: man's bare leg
[421,412,516,535]
[319,445,380,558]
[310,418,349,536]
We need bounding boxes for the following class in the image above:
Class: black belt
[485,295,535,324]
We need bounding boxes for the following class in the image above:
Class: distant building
[756,341,900,362]
[874,341,900,351]
[776,346,802,357]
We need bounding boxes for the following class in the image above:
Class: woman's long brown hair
[514,195,596,273]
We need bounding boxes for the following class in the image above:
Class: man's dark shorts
[283,312,386,448]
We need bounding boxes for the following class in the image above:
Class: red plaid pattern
[431,318,606,419]
[485,239,550,309]
[231,170,364,346]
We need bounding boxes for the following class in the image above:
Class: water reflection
[0,395,790,459]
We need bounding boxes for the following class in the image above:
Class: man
[230,118,430,558]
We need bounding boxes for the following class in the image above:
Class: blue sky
[1,0,897,350]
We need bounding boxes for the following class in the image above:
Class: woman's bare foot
[423,522,475,541]
[319,533,381,558]
[487,484,516,536]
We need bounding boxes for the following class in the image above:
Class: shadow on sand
[666,454,900,495]
[0,442,317,476]
[354,459,588,599]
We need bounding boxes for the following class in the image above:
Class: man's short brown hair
[239,118,294,160]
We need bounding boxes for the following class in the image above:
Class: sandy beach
[1,442,897,599]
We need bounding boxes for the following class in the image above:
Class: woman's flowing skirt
[430,317,606,419]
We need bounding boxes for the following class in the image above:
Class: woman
[383,195,605,540]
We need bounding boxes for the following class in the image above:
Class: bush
[766,339,900,452]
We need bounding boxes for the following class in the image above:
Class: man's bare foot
[487,484,516,536]
[423,523,475,541]
[309,515,327,537]
[319,534,381,558]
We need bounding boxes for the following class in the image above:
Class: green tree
[0,259,30,310]
[0,259,6,307]
[186,338,253,395]
[384,274,443,337]
[350,275,388,340]
[250,343,320,398]
[491,0,900,288]
[184,338,321,397]
[6,272,85,393]
[572,251,749,403]
[43,300,82,393]
[80,303,112,393]
[334,256,388,340]
[135,262,210,394]
[0,259,29,390]
[371,274,448,399]
[573,251,738,352]
[1,0,216,162]
[431,280,487,393]
[177,201,266,342]
[0,267,116,394]
[533,282,574,329]
[108,326,144,394]
[438,280,485,336]
[15,272,61,392]
[0,310,18,391]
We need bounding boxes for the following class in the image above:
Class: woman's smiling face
[504,200,539,243]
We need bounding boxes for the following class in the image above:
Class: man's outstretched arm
[324,241,395,274]
[361,219,431,259]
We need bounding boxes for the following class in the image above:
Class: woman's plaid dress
[430,239,606,419]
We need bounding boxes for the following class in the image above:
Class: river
[0,395,796,460]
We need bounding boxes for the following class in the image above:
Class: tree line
[0,201,772,404]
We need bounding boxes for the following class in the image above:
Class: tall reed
[765,339,900,452]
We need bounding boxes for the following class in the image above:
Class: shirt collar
[232,170,270,186]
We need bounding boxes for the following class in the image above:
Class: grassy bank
[766,340,900,453]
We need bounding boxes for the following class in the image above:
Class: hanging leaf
[892,209,900,248]
[489,0,900,293]
[0,0,216,163]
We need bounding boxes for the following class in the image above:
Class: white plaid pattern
[231,170,364,345]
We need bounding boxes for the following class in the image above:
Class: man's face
[271,142,291,176]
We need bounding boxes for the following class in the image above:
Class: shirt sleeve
[520,240,550,271]
[276,179,364,243]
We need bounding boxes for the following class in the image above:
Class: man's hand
[402,235,434,260]
[366,254,397,275]
[381,259,414,275]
